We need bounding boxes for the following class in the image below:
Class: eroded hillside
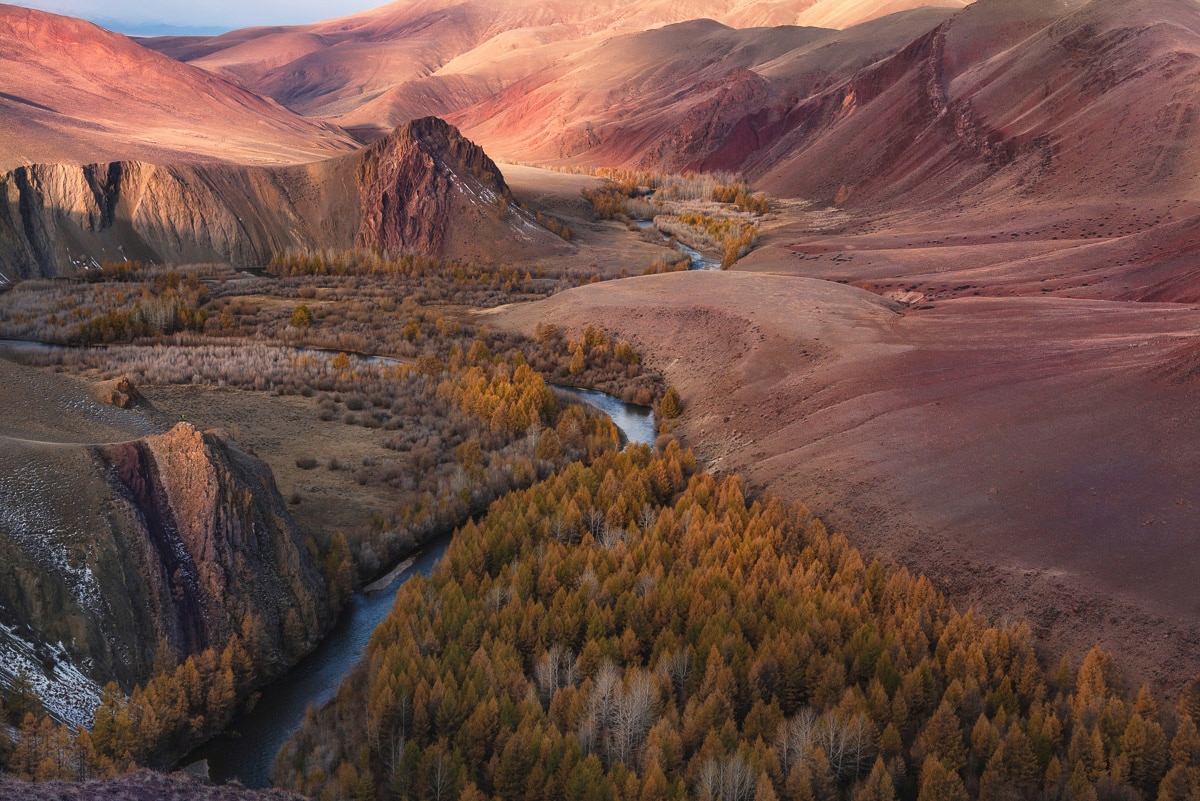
[0,118,567,279]
[0,359,329,727]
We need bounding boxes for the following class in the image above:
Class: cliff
[356,116,514,255]
[0,118,566,280]
[0,360,331,726]
[97,424,329,672]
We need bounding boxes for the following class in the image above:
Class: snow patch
[0,464,105,615]
[0,616,101,729]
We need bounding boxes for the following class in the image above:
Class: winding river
[552,384,656,448]
[635,220,721,270]
[0,337,654,788]
[184,383,654,787]
[185,543,451,787]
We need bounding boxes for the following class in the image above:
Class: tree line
[1,615,293,780]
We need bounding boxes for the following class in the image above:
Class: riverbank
[174,380,655,786]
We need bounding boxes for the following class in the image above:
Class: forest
[0,257,669,783]
[273,445,1200,801]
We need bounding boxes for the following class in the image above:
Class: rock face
[96,424,330,679]
[0,160,354,280]
[356,116,512,255]
[0,419,329,709]
[0,118,563,280]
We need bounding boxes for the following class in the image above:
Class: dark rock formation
[356,116,511,255]
[0,421,329,699]
[95,424,330,682]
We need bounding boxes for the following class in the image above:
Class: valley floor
[492,193,1200,693]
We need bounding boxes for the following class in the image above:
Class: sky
[9,0,386,33]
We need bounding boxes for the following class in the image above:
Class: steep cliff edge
[356,116,521,257]
[97,424,330,675]
[0,360,330,726]
[0,118,566,280]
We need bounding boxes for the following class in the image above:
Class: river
[184,543,450,787]
[0,336,654,787]
[182,382,654,787]
[635,220,721,271]
[552,384,655,447]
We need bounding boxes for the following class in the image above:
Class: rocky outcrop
[0,118,563,280]
[356,116,511,255]
[0,419,329,714]
[0,160,356,279]
[96,424,330,680]
[89,376,145,410]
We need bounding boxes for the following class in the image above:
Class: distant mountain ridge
[142,0,970,137]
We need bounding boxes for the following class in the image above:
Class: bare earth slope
[722,0,1200,302]
[448,10,955,166]
[0,118,568,279]
[0,5,356,169]
[142,0,967,139]
[494,272,1200,691]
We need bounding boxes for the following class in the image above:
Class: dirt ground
[0,357,398,551]
[492,269,1200,694]
[501,164,684,278]
[739,197,1200,304]
[142,385,405,547]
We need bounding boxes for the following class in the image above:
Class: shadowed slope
[723,0,1200,303]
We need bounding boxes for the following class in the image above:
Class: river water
[0,336,653,787]
[635,220,721,270]
[552,385,655,447]
[184,543,449,787]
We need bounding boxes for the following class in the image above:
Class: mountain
[705,0,1200,304]
[446,9,956,166]
[0,117,569,279]
[142,0,969,139]
[432,0,1200,303]
[0,359,330,726]
[0,5,356,170]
